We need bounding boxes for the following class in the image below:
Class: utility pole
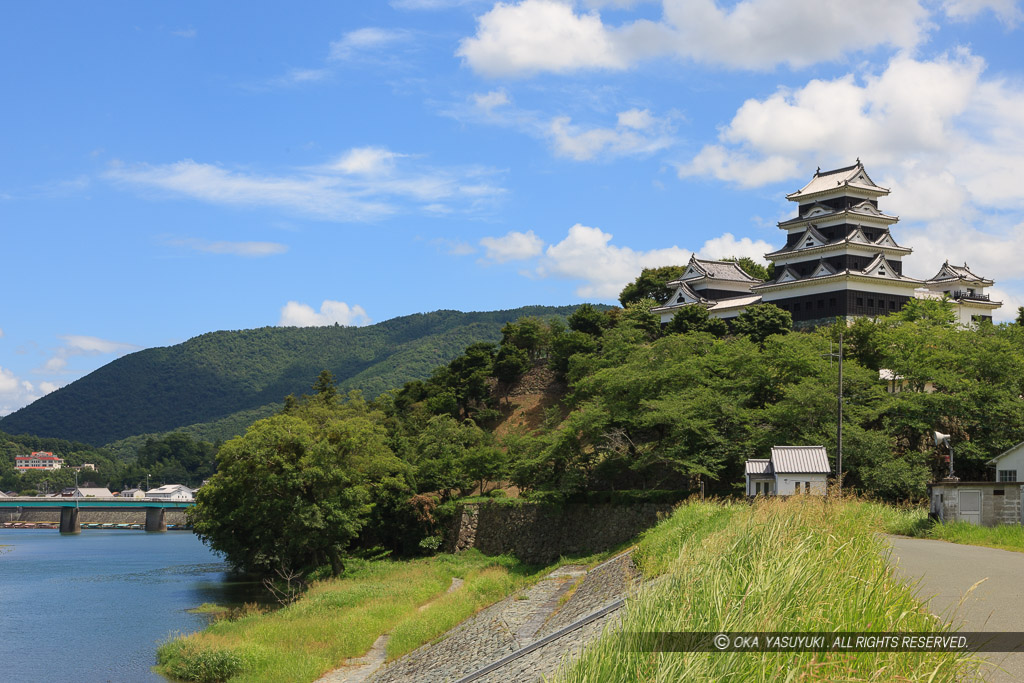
[823,327,844,492]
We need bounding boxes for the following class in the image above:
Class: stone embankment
[320,548,639,683]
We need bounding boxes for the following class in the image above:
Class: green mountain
[0,307,582,447]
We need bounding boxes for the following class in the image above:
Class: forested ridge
[0,306,585,447]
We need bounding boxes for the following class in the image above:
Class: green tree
[618,266,686,306]
[312,370,338,405]
[1016,306,1024,326]
[493,345,531,403]
[567,304,608,337]
[733,304,792,344]
[665,305,711,335]
[190,403,406,578]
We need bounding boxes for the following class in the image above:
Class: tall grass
[156,551,529,683]
[555,497,977,682]
[860,500,1024,553]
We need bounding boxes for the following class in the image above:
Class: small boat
[100,523,115,529]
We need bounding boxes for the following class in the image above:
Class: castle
[652,161,1001,327]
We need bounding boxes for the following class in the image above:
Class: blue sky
[2,0,1024,415]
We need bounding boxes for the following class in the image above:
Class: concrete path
[887,535,1024,682]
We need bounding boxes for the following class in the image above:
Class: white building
[745,446,831,497]
[14,452,65,471]
[73,487,113,498]
[119,488,146,499]
[917,261,1001,327]
[145,484,194,501]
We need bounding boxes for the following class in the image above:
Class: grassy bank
[156,544,630,683]
[157,550,542,683]
[554,497,977,682]
[867,501,1024,553]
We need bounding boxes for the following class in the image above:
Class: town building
[744,446,831,497]
[72,487,113,498]
[119,488,145,499]
[145,484,194,501]
[14,452,65,471]
[653,161,1001,327]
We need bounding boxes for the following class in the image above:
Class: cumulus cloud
[164,238,289,257]
[279,300,372,327]
[105,150,504,222]
[457,0,932,76]
[480,230,545,262]
[457,0,630,77]
[472,89,511,112]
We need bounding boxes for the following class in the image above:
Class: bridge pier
[145,507,166,532]
[59,507,80,534]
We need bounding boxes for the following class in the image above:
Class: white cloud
[106,150,504,222]
[537,224,692,297]
[677,146,801,188]
[328,147,404,175]
[329,28,411,60]
[279,300,372,327]
[35,335,139,377]
[942,0,1022,25]
[171,27,197,38]
[479,230,545,262]
[457,0,932,77]
[0,327,4,338]
[165,238,289,257]
[548,108,674,161]
[0,367,47,417]
[457,0,630,77]
[472,89,511,112]
[696,233,774,263]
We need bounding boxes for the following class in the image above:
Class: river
[0,529,252,682]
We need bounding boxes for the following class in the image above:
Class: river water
[0,529,250,682]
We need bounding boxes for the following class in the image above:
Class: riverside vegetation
[158,497,978,683]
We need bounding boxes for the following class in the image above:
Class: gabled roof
[787,161,889,201]
[75,487,113,497]
[676,255,761,283]
[987,440,1024,466]
[809,260,837,278]
[926,261,993,286]
[745,460,772,475]
[770,446,831,474]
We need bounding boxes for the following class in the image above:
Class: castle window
[889,300,895,310]
[794,303,801,312]
[867,298,874,308]
[817,299,824,309]
[856,297,864,306]
[829,297,837,307]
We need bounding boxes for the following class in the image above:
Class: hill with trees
[0,306,585,447]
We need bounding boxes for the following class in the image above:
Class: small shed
[928,440,1024,526]
[744,446,831,497]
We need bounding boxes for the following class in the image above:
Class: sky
[2,0,1024,416]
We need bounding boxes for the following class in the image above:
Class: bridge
[0,497,194,533]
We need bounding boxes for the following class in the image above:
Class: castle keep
[653,161,1000,326]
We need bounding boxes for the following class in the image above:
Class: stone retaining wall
[447,502,671,564]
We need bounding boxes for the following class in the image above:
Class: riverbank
[156,549,598,682]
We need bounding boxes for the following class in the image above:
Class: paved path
[887,535,1024,682]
